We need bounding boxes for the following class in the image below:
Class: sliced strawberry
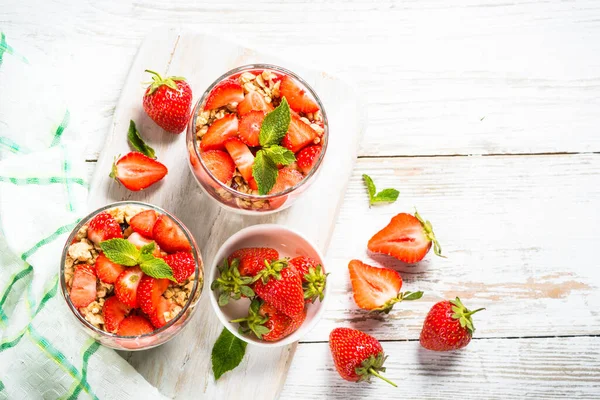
[296,145,322,175]
[110,152,168,192]
[269,167,303,195]
[103,296,131,333]
[163,251,196,283]
[114,266,144,308]
[87,212,123,245]
[204,79,244,110]
[126,232,162,256]
[201,150,235,184]
[70,264,97,308]
[129,210,158,238]
[367,212,442,263]
[237,91,273,116]
[150,297,177,328]
[152,214,192,253]
[228,247,279,277]
[137,275,170,316]
[200,114,239,151]
[281,115,318,153]
[224,138,255,184]
[279,75,319,113]
[348,260,403,311]
[238,110,266,147]
[117,315,154,336]
[95,253,126,284]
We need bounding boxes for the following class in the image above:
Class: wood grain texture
[281,337,600,399]
[87,29,364,399]
[2,0,599,158]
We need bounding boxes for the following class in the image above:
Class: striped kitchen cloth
[0,32,164,399]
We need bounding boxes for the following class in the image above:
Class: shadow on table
[415,345,465,376]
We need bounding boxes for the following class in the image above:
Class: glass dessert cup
[59,201,204,351]
[186,64,329,215]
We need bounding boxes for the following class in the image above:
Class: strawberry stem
[368,368,397,387]
[463,307,486,317]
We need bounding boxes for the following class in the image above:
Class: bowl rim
[188,63,329,200]
[208,223,330,347]
[59,200,204,341]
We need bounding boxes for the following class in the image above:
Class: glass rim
[59,201,203,340]
[189,63,329,200]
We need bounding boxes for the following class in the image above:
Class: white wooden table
[3,0,600,398]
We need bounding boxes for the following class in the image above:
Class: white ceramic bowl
[209,224,329,347]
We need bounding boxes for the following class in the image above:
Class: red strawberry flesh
[129,210,158,239]
[111,152,168,192]
[204,79,244,110]
[200,113,239,151]
[152,214,191,253]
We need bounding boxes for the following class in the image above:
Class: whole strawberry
[420,297,485,351]
[143,70,192,133]
[232,300,306,342]
[329,327,396,387]
[253,259,304,318]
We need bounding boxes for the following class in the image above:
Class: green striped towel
[0,32,164,399]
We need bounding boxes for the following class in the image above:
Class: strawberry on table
[237,91,273,116]
[296,145,322,175]
[152,214,192,253]
[110,152,168,192]
[117,315,155,336]
[238,110,266,147]
[87,212,123,245]
[348,260,422,313]
[289,256,327,303]
[200,114,239,151]
[224,138,256,186]
[227,247,279,277]
[163,251,196,283]
[368,211,443,263]
[95,252,126,284]
[281,114,318,153]
[329,327,396,387]
[137,275,170,316]
[70,264,97,308]
[114,266,144,308]
[253,259,305,318]
[279,75,320,113]
[204,79,244,110]
[103,296,131,333]
[129,210,158,239]
[143,70,192,134]
[201,150,235,184]
[420,297,485,351]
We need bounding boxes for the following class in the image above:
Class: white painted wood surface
[4,0,600,398]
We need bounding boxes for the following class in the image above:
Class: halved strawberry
[224,138,255,184]
[110,152,168,191]
[237,91,273,116]
[103,296,131,333]
[126,232,162,256]
[117,315,154,336]
[296,145,322,175]
[279,75,319,113]
[152,214,192,253]
[201,150,235,184]
[129,210,158,239]
[150,297,177,328]
[238,110,266,147]
[348,260,402,312]
[137,275,170,316]
[200,114,239,151]
[95,252,126,284]
[70,264,97,308]
[204,79,244,110]
[281,115,318,153]
[367,212,443,263]
[114,266,144,308]
[228,247,279,277]
[269,167,303,195]
[163,251,196,283]
[87,212,123,245]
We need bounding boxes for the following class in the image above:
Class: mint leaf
[259,97,291,146]
[127,120,156,159]
[362,174,399,206]
[211,328,247,380]
[252,150,279,195]
[99,239,140,266]
[140,241,155,255]
[139,257,176,282]
[263,145,295,165]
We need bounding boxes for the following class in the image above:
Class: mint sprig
[127,120,156,159]
[211,327,247,380]
[363,174,399,206]
[252,98,295,195]
[99,238,176,282]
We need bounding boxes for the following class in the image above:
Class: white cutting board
[88,28,364,399]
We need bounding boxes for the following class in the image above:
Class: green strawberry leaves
[127,120,156,159]
[210,258,255,306]
[450,297,485,334]
[363,174,399,206]
[211,328,247,380]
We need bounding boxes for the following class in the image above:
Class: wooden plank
[87,30,363,399]
[2,0,599,158]
[281,337,600,399]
